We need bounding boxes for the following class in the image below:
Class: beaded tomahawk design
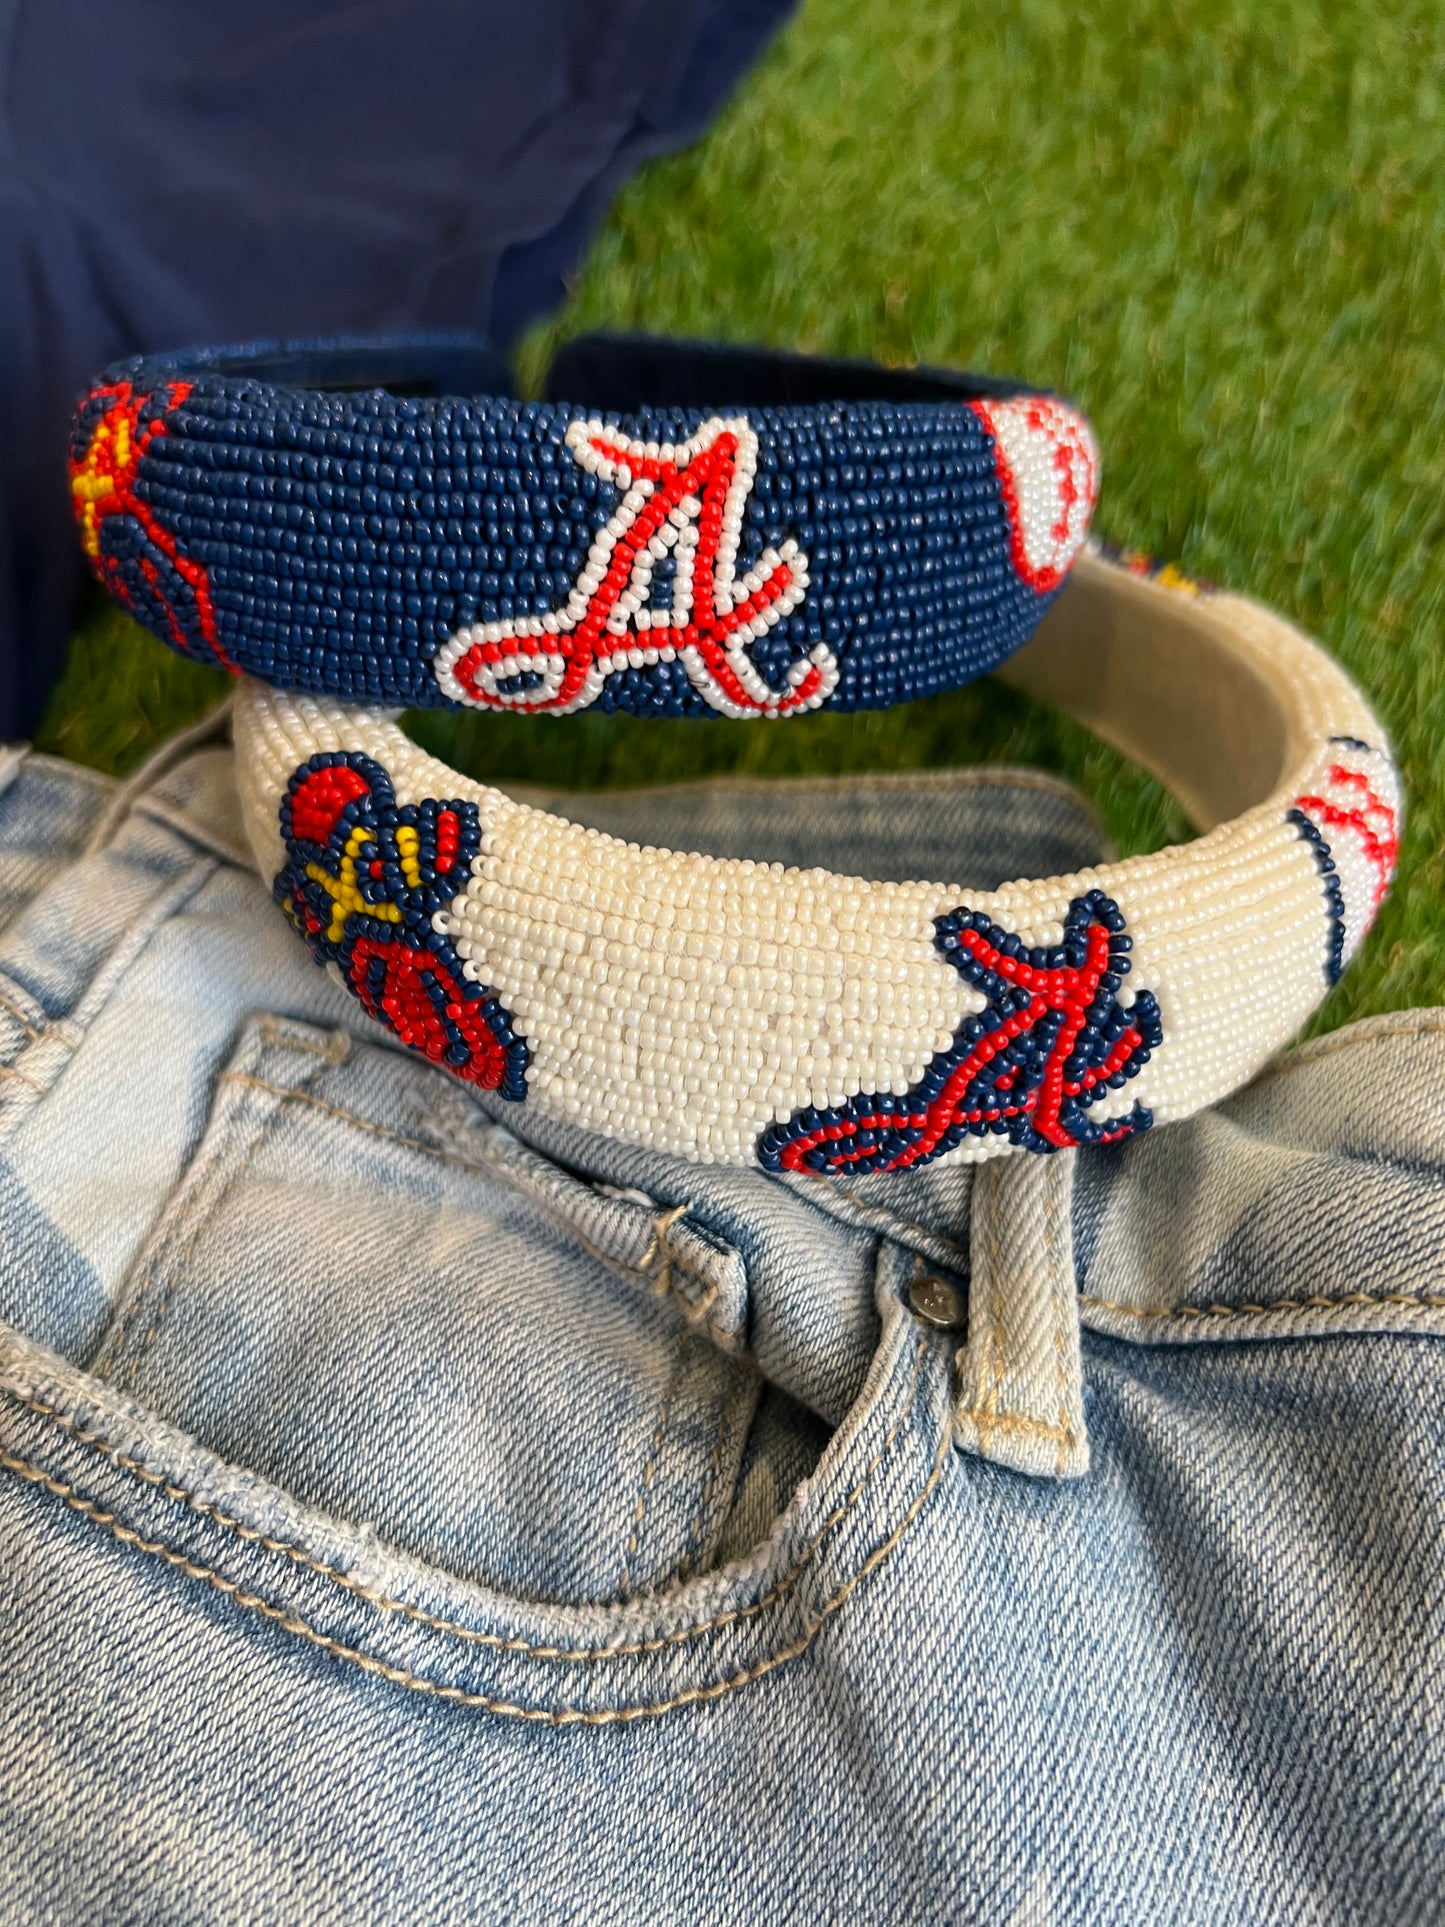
[275,752,527,1097]
[759,890,1162,1175]
[233,544,1402,1174]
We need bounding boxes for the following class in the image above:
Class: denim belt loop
[955,1151,1089,1480]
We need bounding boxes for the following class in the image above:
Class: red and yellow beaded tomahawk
[275,752,527,1099]
[69,382,234,671]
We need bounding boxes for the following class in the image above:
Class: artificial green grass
[38,0,1445,1031]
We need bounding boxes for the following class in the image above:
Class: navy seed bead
[72,339,1094,718]
[759,886,1159,1177]
[1288,806,1349,984]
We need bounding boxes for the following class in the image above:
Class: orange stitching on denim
[0,1414,950,1724]
[1079,1289,1445,1323]
[1257,1015,1445,1082]
[3,1338,928,1664]
[0,985,45,1043]
[639,1202,690,1276]
[222,1071,510,1173]
[0,1062,46,1095]
[955,1407,1075,1444]
[638,1203,734,1344]
[254,1020,349,1063]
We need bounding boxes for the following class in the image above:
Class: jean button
[908,1272,964,1330]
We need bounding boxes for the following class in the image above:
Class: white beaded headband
[234,548,1400,1175]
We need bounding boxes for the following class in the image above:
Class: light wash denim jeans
[0,721,1440,1924]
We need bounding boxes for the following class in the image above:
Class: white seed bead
[236,562,1399,1170]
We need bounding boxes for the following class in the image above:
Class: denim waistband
[1,724,1442,1491]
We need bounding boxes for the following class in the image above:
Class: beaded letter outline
[759,889,1162,1175]
[275,752,527,1097]
[69,381,234,670]
[433,417,836,719]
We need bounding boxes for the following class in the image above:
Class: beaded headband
[234,546,1401,1175]
[69,333,1099,720]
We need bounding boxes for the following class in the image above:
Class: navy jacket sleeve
[0,0,795,735]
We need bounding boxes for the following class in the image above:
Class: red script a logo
[432,417,836,718]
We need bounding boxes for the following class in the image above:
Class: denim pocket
[89,1013,762,1605]
[6,1033,952,1727]
[1,1227,950,1729]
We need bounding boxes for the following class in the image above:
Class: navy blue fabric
[70,336,1064,718]
[0,0,797,737]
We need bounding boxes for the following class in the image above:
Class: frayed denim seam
[0,1360,950,1723]
[1,1337,931,1667]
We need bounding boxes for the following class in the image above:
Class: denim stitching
[1045,1169,1072,1477]
[0,985,46,1044]
[221,1073,725,1314]
[1079,1289,1445,1323]
[3,1344,928,1664]
[94,1076,293,1382]
[976,1184,1008,1458]
[0,1400,950,1723]
[254,1020,350,1063]
[1260,1015,1445,1080]
[637,1203,735,1345]
[638,1202,690,1274]
[676,1364,754,1582]
[617,1361,678,1598]
[957,1169,1082,1454]
[953,1409,1075,1444]
[786,1172,971,1272]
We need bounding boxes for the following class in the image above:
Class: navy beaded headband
[70,333,1100,721]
